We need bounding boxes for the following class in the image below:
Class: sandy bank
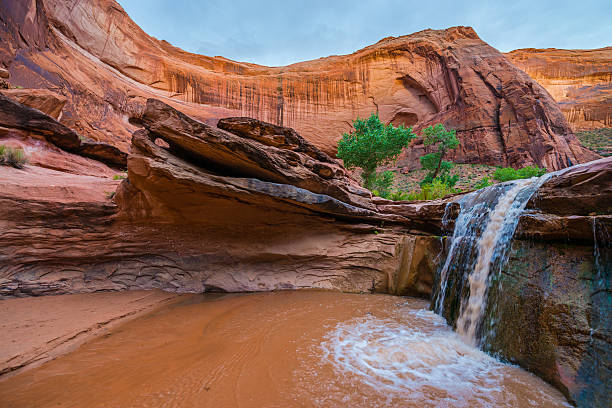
[0,290,191,377]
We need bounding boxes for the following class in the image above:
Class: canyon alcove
[0,0,610,407]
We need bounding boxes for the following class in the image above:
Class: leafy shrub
[493,165,546,182]
[113,174,127,180]
[337,113,415,189]
[419,124,459,186]
[389,190,409,201]
[0,145,28,169]
[406,179,457,201]
[474,177,493,189]
[370,170,395,198]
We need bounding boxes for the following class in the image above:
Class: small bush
[406,179,457,201]
[474,177,493,189]
[493,165,546,182]
[0,145,28,169]
[389,190,409,201]
[113,174,127,180]
[370,170,395,198]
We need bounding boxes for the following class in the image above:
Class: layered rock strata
[506,47,612,132]
[0,96,609,405]
[0,98,449,298]
[0,93,127,169]
[0,0,598,169]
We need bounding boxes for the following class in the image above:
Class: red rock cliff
[0,0,598,169]
[506,47,612,132]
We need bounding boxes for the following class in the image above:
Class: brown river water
[0,291,570,407]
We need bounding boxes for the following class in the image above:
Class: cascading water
[433,174,554,346]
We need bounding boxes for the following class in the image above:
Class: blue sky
[118,0,611,66]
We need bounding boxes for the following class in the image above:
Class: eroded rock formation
[0,97,449,297]
[0,93,127,169]
[506,47,612,131]
[0,0,597,170]
[0,94,609,406]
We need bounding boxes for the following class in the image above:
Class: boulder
[515,157,612,242]
[217,117,335,163]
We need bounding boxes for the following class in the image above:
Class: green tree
[419,124,459,186]
[337,113,416,189]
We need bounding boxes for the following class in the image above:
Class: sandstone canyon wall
[0,0,598,170]
[506,47,612,132]
[1,88,609,406]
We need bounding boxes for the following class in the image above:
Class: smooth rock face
[506,47,612,132]
[0,0,597,170]
[486,239,610,408]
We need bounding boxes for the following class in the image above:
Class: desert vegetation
[338,119,462,201]
[492,165,546,181]
[576,128,612,157]
[336,113,415,191]
[0,145,28,169]
[338,116,554,201]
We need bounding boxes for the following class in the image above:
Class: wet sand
[0,291,569,407]
[0,290,186,377]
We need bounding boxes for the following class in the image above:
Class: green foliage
[337,113,415,189]
[576,128,612,156]
[370,170,395,198]
[0,145,28,169]
[113,174,127,180]
[406,179,457,201]
[493,165,546,182]
[474,176,493,189]
[389,190,409,201]
[419,124,459,186]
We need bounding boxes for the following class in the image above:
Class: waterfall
[433,174,554,346]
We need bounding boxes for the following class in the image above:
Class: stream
[0,291,569,407]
